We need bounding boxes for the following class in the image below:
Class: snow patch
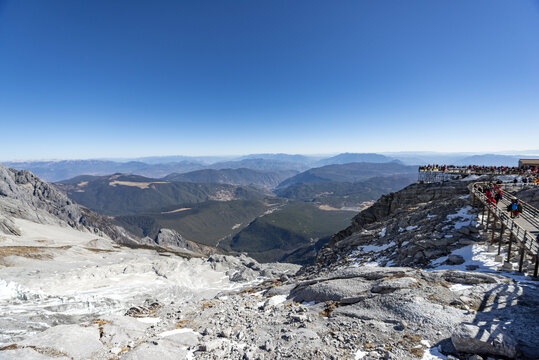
[449,284,472,292]
[355,350,368,359]
[420,339,431,347]
[159,328,198,337]
[405,225,418,231]
[496,175,519,182]
[379,227,387,238]
[446,206,475,229]
[460,175,481,182]
[265,295,287,307]
[356,242,395,253]
[430,244,535,282]
[137,317,161,324]
[421,345,447,359]
[362,262,380,267]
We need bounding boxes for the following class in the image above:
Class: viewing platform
[418,163,539,184]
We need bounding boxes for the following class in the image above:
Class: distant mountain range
[4,152,536,182]
[316,153,395,166]
[453,154,523,167]
[3,160,205,182]
[164,168,298,188]
[277,161,418,188]
[207,158,310,172]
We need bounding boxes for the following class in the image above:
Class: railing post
[518,247,525,273]
[507,232,513,262]
[486,208,491,230]
[481,206,486,226]
[497,224,505,255]
[491,217,497,244]
[534,253,538,278]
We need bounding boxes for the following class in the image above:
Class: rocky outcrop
[206,253,300,282]
[0,163,141,245]
[315,181,481,268]
[451,323,517,358]
[140,228,218,256]
[329,181,470,246]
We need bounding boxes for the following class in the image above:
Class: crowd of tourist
[419,164,539,182]
[474,181,523,217]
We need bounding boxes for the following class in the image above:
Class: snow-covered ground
[0,220,241,346]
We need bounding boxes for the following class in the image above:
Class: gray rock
[451,324,517,358]
[263,339,274,352]
[291,277,371,303]
[199,339,224,352]
[20,324,104,360]
[220,328,232,338]
[457,227,471,235]
[154,228,189,249]
[371,277,418,293]
[468,355,484,360]
[446,255,465,265]
[442,271,501,285]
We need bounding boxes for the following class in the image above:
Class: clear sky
[1,0,538,160]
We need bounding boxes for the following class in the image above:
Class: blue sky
[1,0,538,160]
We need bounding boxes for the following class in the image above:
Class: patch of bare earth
[108,181,168,189]
[0,246,71,266]
[209,190,234,201]
[161,208,191,214]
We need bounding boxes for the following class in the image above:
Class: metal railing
[469,182,539,257]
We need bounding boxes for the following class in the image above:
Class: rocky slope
[0,164,136,244]
[0,164,214,255]
[316,181,475,268]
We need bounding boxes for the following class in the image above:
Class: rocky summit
[1,165,538,360]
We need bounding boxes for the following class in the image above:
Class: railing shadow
[438,282,539,359]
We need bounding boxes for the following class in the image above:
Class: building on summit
[518,159,539,170]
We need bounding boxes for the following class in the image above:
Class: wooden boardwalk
[469,182,539,277]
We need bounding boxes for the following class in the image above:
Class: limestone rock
[20,324,104,360]
[451,323,517,358]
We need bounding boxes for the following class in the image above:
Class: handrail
[469,182,539,256]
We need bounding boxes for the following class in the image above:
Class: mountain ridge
[277,161,418,188]
[164,168,298,189]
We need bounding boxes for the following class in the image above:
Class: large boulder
[451,323,518,358]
